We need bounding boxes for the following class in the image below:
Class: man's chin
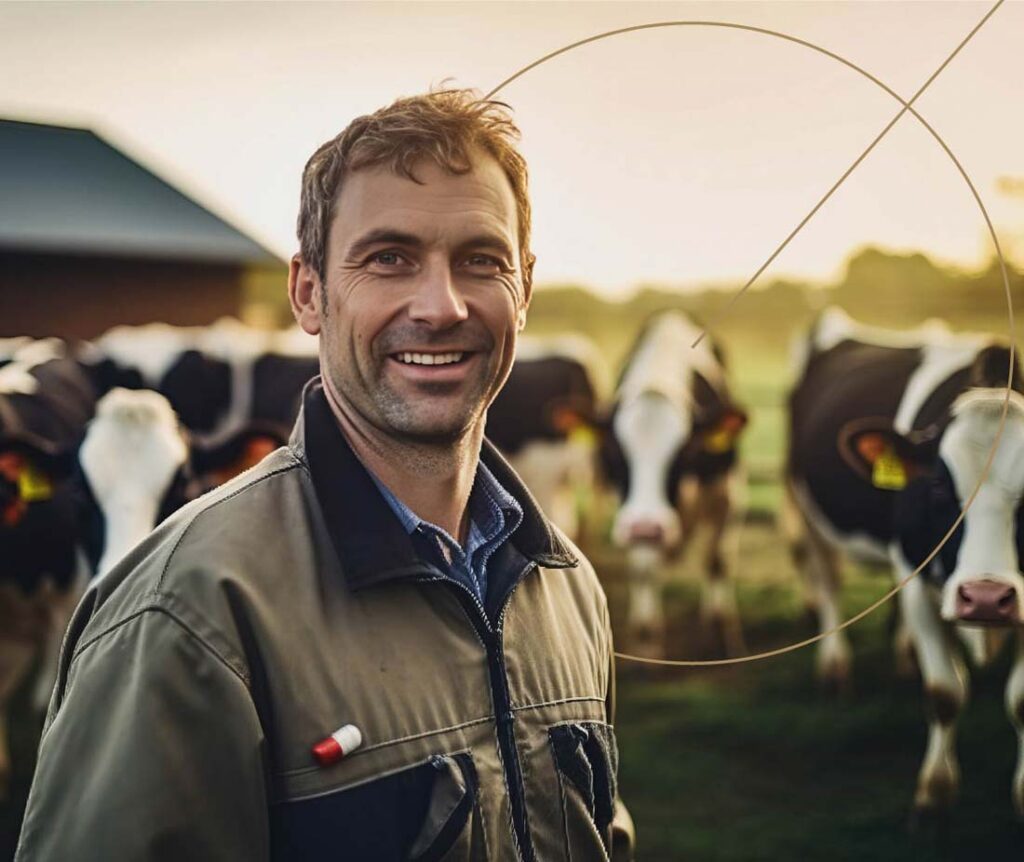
[382,412,478,445]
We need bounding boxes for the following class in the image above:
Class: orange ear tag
[872,446,907,490]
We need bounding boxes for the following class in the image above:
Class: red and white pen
[311,724,362,767]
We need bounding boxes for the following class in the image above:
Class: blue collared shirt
[368,460,524,607]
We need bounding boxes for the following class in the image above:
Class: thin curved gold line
[484,7,1014,666]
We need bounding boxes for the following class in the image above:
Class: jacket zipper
[426,563,537,862]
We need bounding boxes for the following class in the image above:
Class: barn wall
[0,252,247,339]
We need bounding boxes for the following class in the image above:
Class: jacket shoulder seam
[69,602,251,689]
[156,456,303,594]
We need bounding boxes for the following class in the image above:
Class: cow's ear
[0,440,78,527]
[702,406,748,454]
[550,395,600,445]
[0,437,77,481]
[190,424,287,494]
[839,423,935,490]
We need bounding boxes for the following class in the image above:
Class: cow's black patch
[158,350,233,433]
[894,460,963,584]
[250,354,320,429]
[486,355,597,455]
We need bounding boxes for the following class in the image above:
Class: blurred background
[2,1,1024,859]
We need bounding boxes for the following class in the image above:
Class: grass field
[593,522,1024,861]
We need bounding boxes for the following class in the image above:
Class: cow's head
[844,346,1024,626]
[76,389,288,576]
[188,423,288,497]
[0,436,80,594]
[602,388,747,551]
[76,388,191,576]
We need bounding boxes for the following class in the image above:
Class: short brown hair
[297,88,534,289]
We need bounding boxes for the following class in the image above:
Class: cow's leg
[899,573,966,818]
[695,472,746,657]
[892,602,918,679]
[32,566,88,713]
[0,583,48,799]
[1006,630,1024,816]
[675,476,701,561]
[0,640,37,801]
[624,545,665,659]
[802,518,850,689]
[510,443,579,542]
[780,482,820,620]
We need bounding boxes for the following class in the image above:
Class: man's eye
[369,251,408,267]
[465,254,503,271]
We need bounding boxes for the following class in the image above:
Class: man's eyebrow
[344,229,424,260]
[455,234,516,260]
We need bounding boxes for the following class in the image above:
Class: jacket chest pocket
[548,722,619,862]
[272,752,488,861]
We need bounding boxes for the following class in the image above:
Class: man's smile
[385,349,480,383]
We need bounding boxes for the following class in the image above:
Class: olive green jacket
[16,382,634,861]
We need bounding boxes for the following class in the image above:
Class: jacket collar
[289,379,578,591]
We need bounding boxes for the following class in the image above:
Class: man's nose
[407,264,468,328]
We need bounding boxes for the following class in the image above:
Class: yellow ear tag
[569,425,597,447]
[703,424,735,454]
[872,447,907,490]
[18,463,53,502]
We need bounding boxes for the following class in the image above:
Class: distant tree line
[530,246,1024,340]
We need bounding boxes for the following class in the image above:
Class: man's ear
[288,254,323,336]
[519,253,535,331]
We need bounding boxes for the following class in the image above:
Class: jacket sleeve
[604,604,636,862]
[15,608,270,861]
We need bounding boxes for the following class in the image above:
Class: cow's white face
[933,390,1024,624]
[78,388,189,576]
[610,391,689,549]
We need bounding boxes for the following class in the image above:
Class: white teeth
[396,352,464,366]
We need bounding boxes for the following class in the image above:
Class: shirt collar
[290,379,577,592]
[367,457,523,551]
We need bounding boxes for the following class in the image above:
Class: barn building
[0,118,284,339]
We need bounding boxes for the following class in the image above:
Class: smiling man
[16,90,634,861]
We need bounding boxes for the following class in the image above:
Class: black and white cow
[600,311,749,658]
[91,319,319,444]
[0,339,97,796]
[1,328,298,795]
[486,334,606,542]
[786,306,1024,817]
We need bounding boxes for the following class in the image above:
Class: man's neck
[322,378,480,542]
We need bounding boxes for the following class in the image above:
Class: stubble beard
[371,371,489,445]
[323,333,491,448]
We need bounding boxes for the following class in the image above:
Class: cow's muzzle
[628,521,666,544]
[954,579,1020,624]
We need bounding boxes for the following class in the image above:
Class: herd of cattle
[2,307,1024,823]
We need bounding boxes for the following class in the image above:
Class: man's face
[301,152,529,444]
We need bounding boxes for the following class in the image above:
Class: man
[16,90,634,860]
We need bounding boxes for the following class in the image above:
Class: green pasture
[587,522,1024,861]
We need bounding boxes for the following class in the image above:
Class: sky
[2,1,1022,298]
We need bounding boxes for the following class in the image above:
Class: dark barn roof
[0,118,279,265]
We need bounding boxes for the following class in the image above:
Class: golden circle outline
[486,18,1015,667]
